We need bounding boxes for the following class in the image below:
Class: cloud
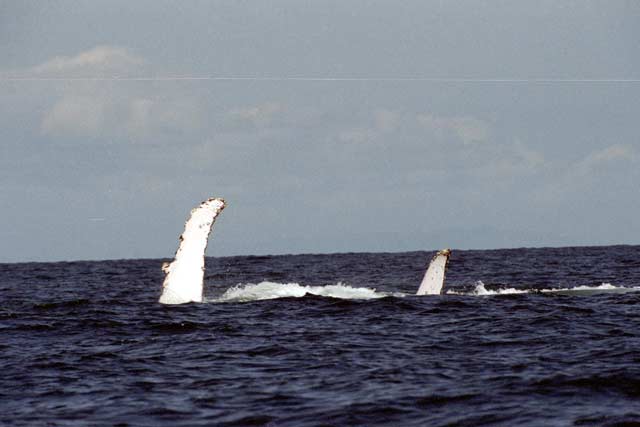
[335,109,493,149]
[417,113,490,145]
[534,144,636,204]
[573,144,635,176]
[32,46,201,140]
[374,109,400,133]
[41,90,202,140]
[325,110,547,202]
[41,95,109,137]
[126,97,203,138]
[29,45,145,77]
[338,128,377,145]
[225,102,285,129]
[469,138,545,180]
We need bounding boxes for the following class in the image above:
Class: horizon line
[1,242,637,265]
[2,76,640,83]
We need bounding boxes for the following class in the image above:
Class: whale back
[416,249,451,295]
[159,198,225,304]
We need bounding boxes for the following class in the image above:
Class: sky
[1,0,639,262]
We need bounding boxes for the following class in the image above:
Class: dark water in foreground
[2,245,640,426]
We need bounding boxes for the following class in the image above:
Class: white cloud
[478,138,545,178]
[126,97,203,138]
[335,109,495,149]
[32,46,202,140]
[41,96,108,137]
[127,98,155,135]
[573,144,635,176]
[42,92,203,140]
[30,45,145,77]
[374,109,400,133]
[534,144,636,204]
[338,127,377,145]
[226,102,285,128]
[417,113,490,145]
[512,139,545,170]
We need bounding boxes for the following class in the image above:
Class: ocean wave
[208,281,395,303]
[446,281,640,296]
[207,280,640,303]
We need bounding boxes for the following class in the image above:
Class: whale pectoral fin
[416,249,451,295]
[159,197,226,305]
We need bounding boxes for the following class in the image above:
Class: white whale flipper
[416,249,451,295]
[159,198,226,304]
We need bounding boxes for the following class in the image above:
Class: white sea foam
[208,281,396,303]
[205,280,638,303]
[446,281,639,296]
[446,281,529,296]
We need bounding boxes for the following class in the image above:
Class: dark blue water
[2,246,640,426]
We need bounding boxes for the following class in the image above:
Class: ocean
[2,245,640,426]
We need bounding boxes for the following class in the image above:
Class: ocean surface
[2,245,640,426]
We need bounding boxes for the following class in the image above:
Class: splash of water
[208,281,398,303]
[446,281,639,296]
[203,280,638,303]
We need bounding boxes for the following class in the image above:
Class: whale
[159,197,448,302]
[416,249,451,295]
[159,197,226,304]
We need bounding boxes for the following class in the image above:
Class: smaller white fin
[416,249,451,295]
